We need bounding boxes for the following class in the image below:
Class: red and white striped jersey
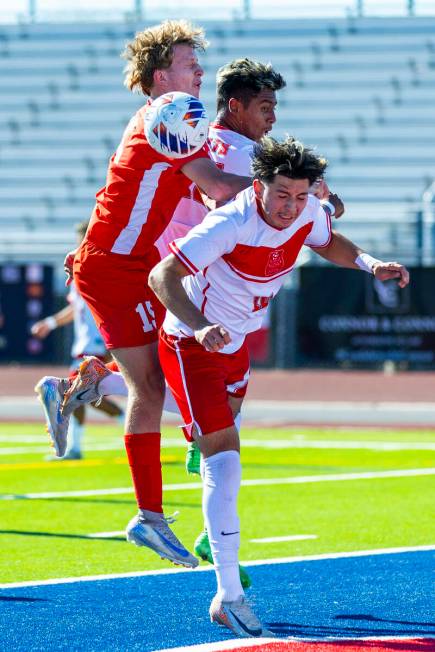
[85,102,208,257]
[163,186,332,353]
[155,124,254,258]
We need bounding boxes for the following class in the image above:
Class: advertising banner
[0,263,54,362]
[297,267,435,368]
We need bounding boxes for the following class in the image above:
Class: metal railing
[2,0,435,24]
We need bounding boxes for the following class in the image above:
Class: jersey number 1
[135,301,156,333]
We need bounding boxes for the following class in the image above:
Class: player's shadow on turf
[0,596,48,603]
[0,497,201,510]
[336,613,435,628]
[0,530,125,542]
[267,619,435,640]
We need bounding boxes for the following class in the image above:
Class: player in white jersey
[33,222,124,459]
[148,136,409,638]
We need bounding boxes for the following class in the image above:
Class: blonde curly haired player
[38,51,342,577]
[44,19,252,571]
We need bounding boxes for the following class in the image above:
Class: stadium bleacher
[0,15,435,276]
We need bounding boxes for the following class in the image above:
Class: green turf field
[0,422,434,584]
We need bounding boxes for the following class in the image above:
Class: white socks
[98,373,180,417]
[67,415,84,454]
[202,450,243,602]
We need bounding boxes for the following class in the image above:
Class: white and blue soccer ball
[145,91,209,159]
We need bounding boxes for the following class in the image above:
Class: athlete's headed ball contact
[145,92,209,159]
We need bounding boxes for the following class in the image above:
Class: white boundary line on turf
[1,544,434,590]
[156,633,435,652]
[2,467,434,499]
[86,532,318,542]
[2,437,435,454]
[156,639,277,652]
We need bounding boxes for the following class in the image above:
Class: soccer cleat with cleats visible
[185,441,201,475]
[194,529,252,589]
[35,376,70,457]
[209,594,273,638]
[126,512,198,569]
[61,356,110,417]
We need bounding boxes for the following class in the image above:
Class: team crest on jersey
[253,295,272,312]
[265,249,285,276]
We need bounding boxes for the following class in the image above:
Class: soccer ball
[144,92,209,159]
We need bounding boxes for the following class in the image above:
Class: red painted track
[176,639,434,651]
[1,365,435,403]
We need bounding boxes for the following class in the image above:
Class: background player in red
[66,20,252,569]
[148,136,409,637]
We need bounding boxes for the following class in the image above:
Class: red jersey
[86,102,209,257]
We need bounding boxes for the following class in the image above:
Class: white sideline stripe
[156,639,278,652]
[89,532,318,543]
[251,535,317,543]
[1,467,434,500]
[157,634,434,652]
[2,436,435,454]
[1,544,433,589]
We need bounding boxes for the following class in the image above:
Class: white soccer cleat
[61,356,110,417]
[35,376,70,457]
[209,594,273,638]
[126,513,198,569]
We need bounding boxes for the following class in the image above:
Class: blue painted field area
[1,550,434,651]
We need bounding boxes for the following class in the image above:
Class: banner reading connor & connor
[297,266,435,368]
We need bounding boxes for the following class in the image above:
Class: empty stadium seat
[0,15,434,274]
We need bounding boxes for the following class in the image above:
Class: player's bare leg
[113,343,197,568]
[92,396,124,420]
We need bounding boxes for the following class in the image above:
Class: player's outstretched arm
[31,304,74,338]
[181,157,251,203]
[311,230,409,288]
[149,255,231,352]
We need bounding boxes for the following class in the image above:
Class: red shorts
[158,329,250,438]
[74,239,165,350]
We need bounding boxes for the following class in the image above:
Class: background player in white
[33,221,124,459]
[148,136,409,638]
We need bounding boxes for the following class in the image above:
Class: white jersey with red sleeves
[207,123,254,176]
[85,101,208,258]
[155,124,254,258]
[163,187,332,353]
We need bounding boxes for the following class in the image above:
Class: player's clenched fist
[194,324,231,352]
[372,262,410,288]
